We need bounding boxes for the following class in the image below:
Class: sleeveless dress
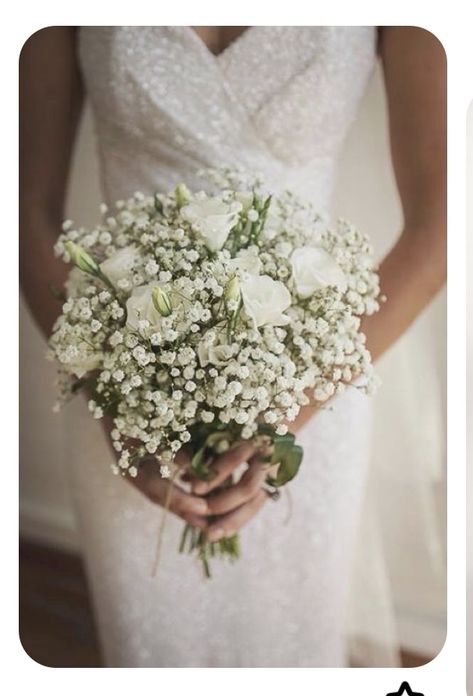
[69,26,377,667]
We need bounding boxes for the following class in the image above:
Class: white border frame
[7,3,468,694]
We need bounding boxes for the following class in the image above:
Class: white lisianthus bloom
[126,284,164,333]
[197,331,233,367]
[291,247,347,298]
[241,274,291,328]
[181,196,242,252]
[234,190,254,213]
[229,248,262,276]
[100,246,137,283]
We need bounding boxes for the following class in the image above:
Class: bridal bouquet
[49,169,381,576]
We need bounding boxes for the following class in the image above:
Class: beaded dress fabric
[68,25,377,667]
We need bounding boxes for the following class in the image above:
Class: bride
[19,26,446,667]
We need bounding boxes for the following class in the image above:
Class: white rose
[229,248,262,276]
[241,274,291,328]
[126,284,163,333]
[181,197,242,252]
[291,247,347,298]
[100,246,137,283]
[197,331,233,367]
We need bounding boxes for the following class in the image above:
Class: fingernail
[208,528,225,541]
[193,481,208,494]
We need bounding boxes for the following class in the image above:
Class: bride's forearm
[369,28,446,361]
[20,27,84,339]
[361,223,446,362]
[20,210,69,338]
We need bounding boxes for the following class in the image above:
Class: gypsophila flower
[160,464,171,478]
[49,168,381,571]
[109,331,123,347]
[201,411,215,423]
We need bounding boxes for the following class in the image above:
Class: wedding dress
[68,25,377,667]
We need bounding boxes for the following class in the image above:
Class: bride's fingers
[174,448,190,468]
[131,474,210,518]
[205,458,267,515]
[206,489,267,541]
[159,481,210,518]
[191,441,257,495]
[181,513,209,530]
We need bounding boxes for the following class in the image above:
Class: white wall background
[19,61,446,660]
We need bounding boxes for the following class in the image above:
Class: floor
[19,539,103,667]
[19,538,429,668]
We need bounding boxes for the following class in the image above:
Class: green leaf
[270,433,296,465]
[204,431,230,449]
[188,420,227,448]
[257,194,272,234]
[71,379,85,394]
[49,284,66,302]
[256,423,276,438]
[267,443,303,488]
[190,445,212,480]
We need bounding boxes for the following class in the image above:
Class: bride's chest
[79,26,377,163]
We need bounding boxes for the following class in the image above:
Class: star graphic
[386,682,424,696]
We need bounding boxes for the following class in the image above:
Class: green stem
[179,523,191,553]
[96,269,117,294]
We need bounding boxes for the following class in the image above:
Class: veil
[334,62,447,667]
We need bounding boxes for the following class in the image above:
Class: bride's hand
[189,441,270,542]
[100,408,269,538]
[100,416,210,530]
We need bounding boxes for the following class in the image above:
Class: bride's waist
[97,137,337,212]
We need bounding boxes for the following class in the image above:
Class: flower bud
[175,183,190,208]
[65,241,100,275]
[225,276,241,305]
[152,286,172,316]
[235,191,254,213]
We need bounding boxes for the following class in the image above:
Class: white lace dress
[67,25,377,667]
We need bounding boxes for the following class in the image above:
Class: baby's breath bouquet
[49,169,381,577]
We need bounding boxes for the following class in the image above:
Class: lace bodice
[79,26,376,206]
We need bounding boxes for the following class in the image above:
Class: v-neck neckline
[184,26,258,62]
[173,25,276,159]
